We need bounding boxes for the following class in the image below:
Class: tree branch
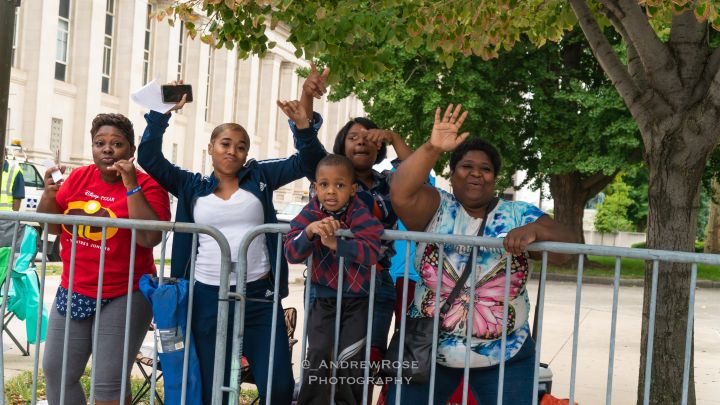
[691,45,720,104]
[599,4,649,91]
[601,0,679,96]
[698,68,720,151]
[668,9,709,102]
[581,170,619,197]
[568,0,654,144]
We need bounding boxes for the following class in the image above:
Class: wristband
[126,185,142,196]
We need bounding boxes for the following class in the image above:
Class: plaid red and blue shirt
[284,195,383,297]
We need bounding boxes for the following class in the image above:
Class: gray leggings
[43,290,152,404]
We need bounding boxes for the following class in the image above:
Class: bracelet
[126,185,142,196]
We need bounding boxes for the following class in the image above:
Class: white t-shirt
[193,188,270,285]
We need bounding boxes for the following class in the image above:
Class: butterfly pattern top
[407,189,544,368]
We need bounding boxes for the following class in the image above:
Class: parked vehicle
[276,202,305,223]
[5,140,60,261]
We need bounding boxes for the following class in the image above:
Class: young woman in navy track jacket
[138,74,328,404]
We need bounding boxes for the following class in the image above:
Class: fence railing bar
[59,224,78,405]
[361,264,377,405]
[265,236,284,405]
[119,229,138,404]
[681,262,698,405]
[375,229,720,265]
[224,260,244,401]
[182,233,199,405]
[531,251,549,405]
[495,253,511,405]
[463,246,479,405]
[31,224,51,405]
[428,243,445,405]
[643,260,660,405]
[0,221,20,405]
[396,242,413,404]
[88,227,108,405]
[149,231,169,405]
[605,256,622,405]
[299,256,313,383]
[331,254,346,405]
[569,254,585,405]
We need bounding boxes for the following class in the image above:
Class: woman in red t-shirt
[38,113,170,405]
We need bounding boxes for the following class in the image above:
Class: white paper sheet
[131,78,176,114]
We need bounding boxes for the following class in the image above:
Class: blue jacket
[138,110,326,298]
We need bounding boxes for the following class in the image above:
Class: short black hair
[316,154,356,179]
[211,122,249,143]
[449,138,502,174]
[90,113,135,146]
[332,117,387,164]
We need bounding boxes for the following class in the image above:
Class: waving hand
[429,104,469,152]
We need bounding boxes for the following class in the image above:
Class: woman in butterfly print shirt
[387,105,575,404]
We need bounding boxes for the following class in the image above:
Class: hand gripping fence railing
[0,211,231,405]
[226,224,720,405]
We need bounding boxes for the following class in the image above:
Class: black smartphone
[161,84,193,103]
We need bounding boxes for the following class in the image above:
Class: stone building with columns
[7,0,366,209]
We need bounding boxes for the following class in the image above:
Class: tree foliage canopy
[163,1,720,80]
[329,31,640,196]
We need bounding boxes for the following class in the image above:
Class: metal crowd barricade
[0,211,231,405]
[226,224,720,405]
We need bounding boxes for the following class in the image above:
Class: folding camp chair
[241,307,298,405]
[133,325,164,405]
[0,225,44,356]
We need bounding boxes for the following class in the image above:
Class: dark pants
[192,278,294,405]
[385,337,536,405]
[371,271,396,351]
[298,297,369,405]
[307,271,395,352]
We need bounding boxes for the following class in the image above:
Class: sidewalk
[4,272,719,405]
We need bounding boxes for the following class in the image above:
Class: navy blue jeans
[192,278,294,405]
[385,337,536,405]
[371,271,397,351]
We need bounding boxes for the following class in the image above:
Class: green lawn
[546,255,720,281]
[4,369,259,404]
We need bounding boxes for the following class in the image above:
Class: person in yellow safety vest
[0,160,25,211]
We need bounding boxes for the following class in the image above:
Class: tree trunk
[637,154,703,404]
[704,179,720,253]
[549,171,615,245]
[549,173,588,244]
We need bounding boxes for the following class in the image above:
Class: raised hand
[109,157,139,191]
[42,165,67,198]
[303,63,330,99]
[429,104,469,152]
[364,129,397,151]
[167,80,188,113]
[277,100,310,129]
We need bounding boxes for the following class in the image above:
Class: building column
[20,0,59,159]
[70,0,106,164]
[116,0,148,128]
[246,55,261,154]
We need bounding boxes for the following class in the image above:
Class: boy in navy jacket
[285,154,383,405]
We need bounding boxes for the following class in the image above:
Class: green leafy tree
[594,175,634,233]
[165,1,720,403]
[331,30,640,245]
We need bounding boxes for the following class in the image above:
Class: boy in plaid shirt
[285,154,383,405]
